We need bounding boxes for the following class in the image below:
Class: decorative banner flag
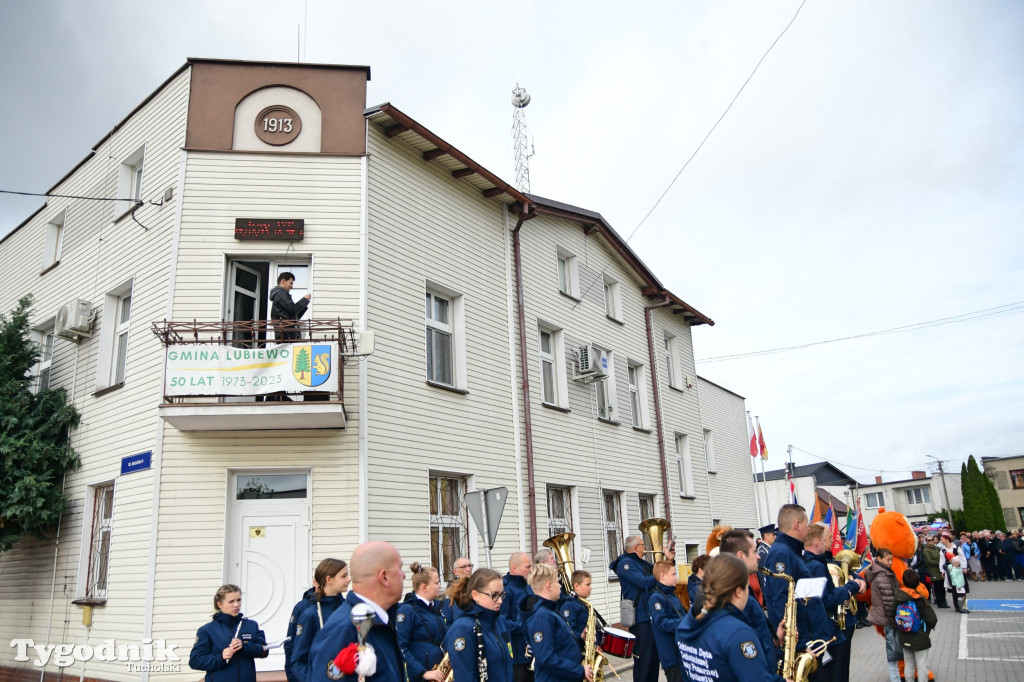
[844,505,857,551]
[819,504,831,527]
[756,417,769,461]
[855,497,870,554]
[786,470,797,505]
[747,412,758,458]
[829,503,844,555]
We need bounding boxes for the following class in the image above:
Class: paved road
[608,576,1024,681]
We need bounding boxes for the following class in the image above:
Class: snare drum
[600,627,636,658]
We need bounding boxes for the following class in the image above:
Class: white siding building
[858,471,963,528]
[0,59,758,681]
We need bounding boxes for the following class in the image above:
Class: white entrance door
[227,472,311,672]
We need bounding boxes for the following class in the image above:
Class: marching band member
[501,552,535,682]
[558,570,592,643]
[397,563,448,682]
[610,534,675,682]
[519,563,594,682]
[716,530,782,674]
[762,505,833,682]
[803,525,865,682]
[442,559,475,626]
[308,541,407,682]
[649,561,685,682]
[675,555,791,682]
[443,568,514,682]
[189,584,268,682]
[286,576,320,682]
[291,559,351,682]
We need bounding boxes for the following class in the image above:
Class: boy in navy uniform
[610,535,675,682]
[559,570,592,643]
[520,563,594,682]
[648,561,685,682]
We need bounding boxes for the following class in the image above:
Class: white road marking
[966,632,1024,637]
[958,611,968,660]
[964,657,1024,662]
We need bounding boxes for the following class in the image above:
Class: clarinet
[474,619,489,682]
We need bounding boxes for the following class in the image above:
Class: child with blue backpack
[893,569,937,681]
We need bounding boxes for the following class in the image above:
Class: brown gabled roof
[365,103,713,326]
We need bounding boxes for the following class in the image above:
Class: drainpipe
[644,296,674,524]
[511,202,538,551]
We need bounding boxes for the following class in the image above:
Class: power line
[0,188,163,230]
[697,300,1024,363]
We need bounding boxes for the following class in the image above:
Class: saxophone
[579,596,617,682]
[759,568,833,682]
[432,653,453,682]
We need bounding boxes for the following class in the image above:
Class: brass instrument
[433,653,453,682]
[641,518,692,610]
[759,567,834,682]
[834,549,863,622]
[543,532,577,595]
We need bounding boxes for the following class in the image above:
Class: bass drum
[600,627,636,658]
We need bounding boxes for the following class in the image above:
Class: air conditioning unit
[575,345,608,380]
[55,299,92,341]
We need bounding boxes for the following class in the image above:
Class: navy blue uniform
[609,552,660,682]
[690,586,778,674]
[397,595,448,682]
[189,612,268,682]
[685,576,702,612]
[292,594,345,682]
[676,605,784,682]
[501,573,533,667]
[648,583,684,674]
[308,592,407,682]
[763,533,831,652]
[556,592,588,643]
[285,587,317,682]
[444,603,513,682]
[520,595,585,682]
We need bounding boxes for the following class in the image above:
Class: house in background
[857,471,963,528]
[753,462,858,529]
[982,455,1024,529]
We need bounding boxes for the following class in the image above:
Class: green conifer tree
[961,461,981,531]
[0,296,80,552]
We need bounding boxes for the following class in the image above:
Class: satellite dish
[512,87,531,108]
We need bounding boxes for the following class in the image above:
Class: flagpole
[759,455,770,526]
[751,452,763,529]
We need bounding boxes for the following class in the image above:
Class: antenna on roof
[511,84,534,193]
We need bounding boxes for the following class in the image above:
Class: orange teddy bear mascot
[869,508,933,682]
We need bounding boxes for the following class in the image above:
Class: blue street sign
[121,451,152,475]
[966,599,1024,612]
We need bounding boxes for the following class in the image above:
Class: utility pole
[927,455,953,528]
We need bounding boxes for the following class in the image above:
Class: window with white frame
[84,482,114,599]
[703,428,716,472]
[426,291,453,386]
[905,487,930,505]
[97,283,132,390]
[603,491,623,563]
[675,433,694,497]
[547,486,574,537]
[538,326,568,407]
[865,492,884,508]
[32,325,55,393]
[556,247,579,298]
[42,210,65,270]
[627,361,649,428]
[681,543,701,563]
[663,333,682,388]
[603,275,621,320]
[116,146,145,217]
[638,494,656,522]
[429,474,468,583]
[596,350,616,420]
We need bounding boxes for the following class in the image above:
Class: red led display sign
[234,218,304,241]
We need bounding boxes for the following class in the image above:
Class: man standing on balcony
[270,272,311,340]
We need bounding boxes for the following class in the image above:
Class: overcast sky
[2,0,1021,486]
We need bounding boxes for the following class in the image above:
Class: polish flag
[747,412,758,457]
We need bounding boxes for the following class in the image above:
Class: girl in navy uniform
[443,568,513,682]
[189,584,268,682]
[520,564,593,682]
[398,563,449,682]
[675,555,791,682]
[291,558,350,682]
[648,562,685,682]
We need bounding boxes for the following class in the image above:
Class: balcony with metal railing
[152,319,359,431]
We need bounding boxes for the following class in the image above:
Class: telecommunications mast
[511,85,534,193]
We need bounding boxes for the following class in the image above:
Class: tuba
[641,518,692,609]
[759,567,834,682]
[543,532,577,595]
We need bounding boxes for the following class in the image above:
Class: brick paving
[610,576,1024,682]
